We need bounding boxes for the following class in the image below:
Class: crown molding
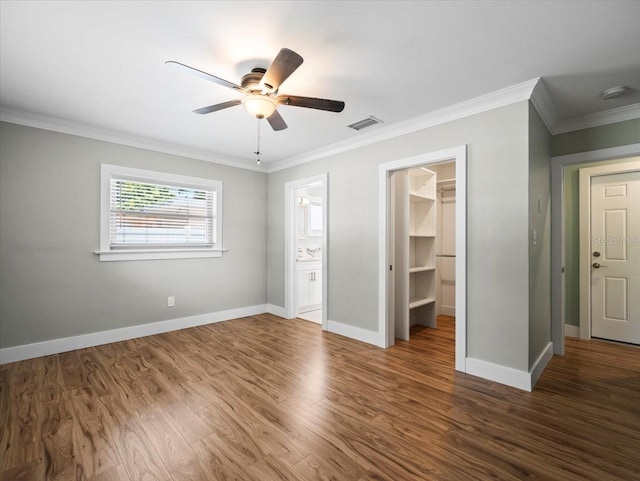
[553,102,640,134]
[529,80,640,135]
[4,79,637,175]
[0,107,265,173]
[265,78,541,173]
[530,78,559,133]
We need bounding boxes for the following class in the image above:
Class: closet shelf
[437,178,456,193]
[395,166,437,335]
[409,266,435,273]
[409,191,435,201]
[409,297,436,309]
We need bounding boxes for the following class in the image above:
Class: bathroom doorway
[284,174,328,329]
[295,183,324,323]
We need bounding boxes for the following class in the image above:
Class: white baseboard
[530,342,554,389]
[265,304,286,318]
[439,306,456,317]
[465,342,553,392]
[465,358,532,391]
[326,319,385,348]
[564,324,580,338]
[0,304,269,365]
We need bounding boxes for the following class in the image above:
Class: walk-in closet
[391,161,456,340]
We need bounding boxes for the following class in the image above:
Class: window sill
[94,248,227,262]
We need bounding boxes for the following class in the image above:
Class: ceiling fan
[166,48,345,132]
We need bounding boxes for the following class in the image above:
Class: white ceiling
[1,1,639,169]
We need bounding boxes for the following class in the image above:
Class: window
[98,164,223,261]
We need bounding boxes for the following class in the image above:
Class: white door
[590,171,640,344]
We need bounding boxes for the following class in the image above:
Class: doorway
[378,145,467,372]
[550,144,640,356]
[578,160,640,344]
[284,174,328,330]
[295,184,324,323]
[390,161,457,340]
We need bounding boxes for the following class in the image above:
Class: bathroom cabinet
[297,260,322,313]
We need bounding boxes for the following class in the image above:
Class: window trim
[97,164,224,261]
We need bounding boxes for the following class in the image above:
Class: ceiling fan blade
[166,61,245,92]
[193,99,242,114]
[266,110,288,131]
[261,48,304,91]
[277,95,345,112]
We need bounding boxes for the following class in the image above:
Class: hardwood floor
[1,314,638,481]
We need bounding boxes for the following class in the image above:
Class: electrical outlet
[167,296,175,307]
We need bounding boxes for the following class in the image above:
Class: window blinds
[110,177,215,248]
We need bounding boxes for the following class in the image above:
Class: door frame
[578,160,640,340]
[378,145,467,372]
[550,143,640,354]
[284,173,328,330]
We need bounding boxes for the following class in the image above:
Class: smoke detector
[601,86,630,100]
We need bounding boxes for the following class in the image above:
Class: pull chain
[254,118,261,166]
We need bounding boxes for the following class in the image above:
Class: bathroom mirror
[307,202,322,237]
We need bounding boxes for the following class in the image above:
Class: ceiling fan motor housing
[241,68,269,92]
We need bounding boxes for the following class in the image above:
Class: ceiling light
[242,95,277,119]
[601,85,629,100]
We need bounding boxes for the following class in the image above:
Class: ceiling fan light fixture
[242,95,277,119]
[169,48,343,135]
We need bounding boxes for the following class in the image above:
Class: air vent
[347,115,383,131]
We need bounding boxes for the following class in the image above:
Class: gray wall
[551,118,640,157]
[528,107,551,367]
[0,122,267,348]
[551,119,640,327]
[268,101,533,371]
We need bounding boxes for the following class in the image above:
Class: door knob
[592,262,608,269]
